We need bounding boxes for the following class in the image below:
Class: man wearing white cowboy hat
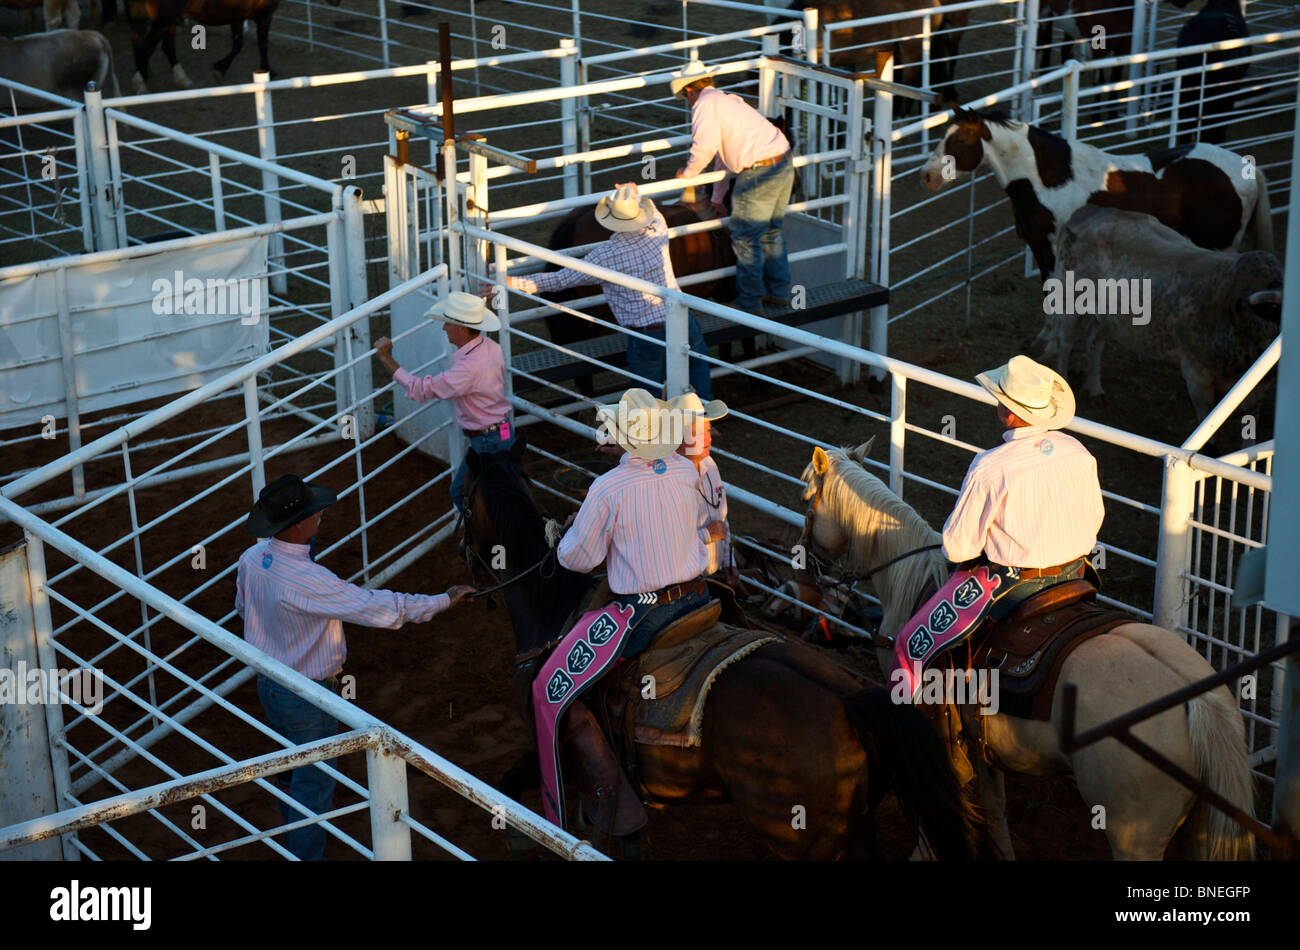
[374,291,513,510]
[557,387,711,658]
[942,354,1105,615]
[235,473,472,860]
[671,59,793,316]
[670,391,738,584]
[493,182,714,400]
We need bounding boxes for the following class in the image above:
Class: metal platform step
[510,278,888,385]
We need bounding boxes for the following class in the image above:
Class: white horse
[800,439,1256,860]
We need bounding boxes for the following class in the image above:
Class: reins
[457,463,559,600]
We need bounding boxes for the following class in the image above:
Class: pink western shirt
[393,335,511,431]
[941,426,1105,569]
[235,538,451,680]
[681,86,790,204]
[557,452,709,595]
[507,207,677,329]
[695,455,731,575]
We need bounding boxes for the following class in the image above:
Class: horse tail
[1178,687,1256,860]
[841,688,989,860]
[1249,166,1274,254]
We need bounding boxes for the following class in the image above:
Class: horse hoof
[209,69,223,86]
[131,73,148,95]
[172,65,194,89]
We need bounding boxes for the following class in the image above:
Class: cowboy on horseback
[889,354,1104,696]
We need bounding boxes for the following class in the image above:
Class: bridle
[457,461,557,601]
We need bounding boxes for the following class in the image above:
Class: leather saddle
[969,579,1133,721]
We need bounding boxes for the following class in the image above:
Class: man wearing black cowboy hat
[235,473,473,860]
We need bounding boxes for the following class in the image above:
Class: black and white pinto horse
[919,108,1273,362]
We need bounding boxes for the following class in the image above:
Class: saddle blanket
[532,600,638,831]
[889,564,1017,703]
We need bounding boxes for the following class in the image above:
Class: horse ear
[812,446,830,475]
[849,436,876,462]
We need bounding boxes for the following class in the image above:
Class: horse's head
[799,437,875,563]
[921,108,998,191]
[459,436,530,589]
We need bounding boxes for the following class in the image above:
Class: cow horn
[1248,290,1283,307]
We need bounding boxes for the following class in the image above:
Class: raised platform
[510,278,889,386]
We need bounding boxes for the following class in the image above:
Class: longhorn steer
[0,29,121,108]
[1054,205,1281,420]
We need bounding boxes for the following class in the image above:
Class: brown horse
[1037,0,1134,88]
[785,0,969,106]
[460,438,989,860]
[540,195,741,398]
[128,0,322,92]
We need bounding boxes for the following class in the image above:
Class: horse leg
[212,21,244,82]
[163,25,193,89]
[256,12,276,77]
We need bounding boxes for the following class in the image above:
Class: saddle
[972,579,1132,721]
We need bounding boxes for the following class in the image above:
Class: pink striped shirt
[557,452,708,594]
[235,538,451,680]
[682,86,790,203]
[393,335,511,431]
[941,427,1104,569]
[695,456,731,575]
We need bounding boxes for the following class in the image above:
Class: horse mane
[475,454,593,644]
[807,447,949,641]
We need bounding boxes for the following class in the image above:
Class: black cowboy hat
[246,474,337,537]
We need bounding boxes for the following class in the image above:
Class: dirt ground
[2,3,1291,860]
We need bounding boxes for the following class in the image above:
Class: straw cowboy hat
[976,354,1076,429]
[595,183,656,233]
[669,391,728,421]
[595,388,685,460]
[424,291,501,332]
[246,474,337,537]
[670,59,719,98]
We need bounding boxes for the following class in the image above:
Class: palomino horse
[459,437,989,860]
[799,440,1256,860]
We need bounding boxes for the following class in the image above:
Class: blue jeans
[257,674,339,861]
[729,155,794,311]
[619,587,710,660]
[624,317,713,400]
[988,560,1089,620]
[451,427,517,511]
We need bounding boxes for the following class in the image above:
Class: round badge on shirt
[262,554,274,568]
[653,459,667,474]
[1037,438,1054,455]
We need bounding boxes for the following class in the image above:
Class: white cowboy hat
[670,59,719,98]
[425,291,501,332]
[594,183,656,233]
[976,354,1076,429]
[594,388,685,460]
[669,391,728,421]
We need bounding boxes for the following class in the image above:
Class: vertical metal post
[444,145,463,292]
[84,86,117,251]
[343,186,375,440]
[1020,0,1040,120]
[209,153,226,231]
[1062,60,1080,139]
[118,442,159,731]
[20,534,80,861]
[366,746,412,860]
[1153,456,1197,635]
[838,76,866,386]
[578,59,593,196]
[560,39,579,200]
[105,114,127,248]
[253,72,287,296]
[802,7,819,200]
[244,375,266,499]
[1011,0,1025,99]
[469,0,481,95]
[759,34,779,116]
[469,151,490,282]
[494,241,514,404]
[379,0,391,70]
[889,372,906,498]
[53,268,85,498]
[1169,73,1183,147]
[72,107,93,253]
[867,54,893,384]
[327,196,351,424]
[665,298,690,399]
[571,0,581,53]
[1125,0,1148,138]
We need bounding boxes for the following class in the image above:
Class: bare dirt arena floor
[1,2,1291,860]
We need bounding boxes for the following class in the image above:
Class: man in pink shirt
[236,473,472,860]
[374,292,514,511]
[672,60,793,315]
[942,354,1104,618]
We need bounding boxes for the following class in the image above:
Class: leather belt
[745,150,789,170]
[645,578,707,605]
[463,420,508,438]
[1013,556,1087,580]
[637,322,665,333]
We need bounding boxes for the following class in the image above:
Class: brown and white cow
[1053,205,1281,420]
[0,29,121,107]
